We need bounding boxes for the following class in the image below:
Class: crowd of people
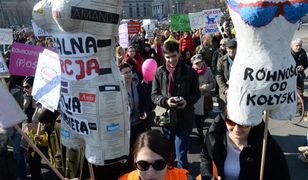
[0,22,307,180]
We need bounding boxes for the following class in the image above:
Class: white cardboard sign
[0,82,27,128]
[0,29,13,44]
[32,49,61,111]
[119,23,129,48]
[189,11,207,30]
[32,20,50,37]
[0,54,9,78]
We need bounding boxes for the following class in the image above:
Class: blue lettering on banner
[106,123,120,132]
[61,129,71,138]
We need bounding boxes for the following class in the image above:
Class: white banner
[142,19,155,39]
[32,20,50,37]
[0,29,13,44]
[189,11,207,30]
[0,82,27,128]
[204,9,224,33]
[0,54,9,78]
[32,49,61,111]
[119,23,129,48]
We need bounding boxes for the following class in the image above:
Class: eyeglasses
[135,159,167,171]
[225,118,250,128]
[23,85,30,89]
[220,43,226,46]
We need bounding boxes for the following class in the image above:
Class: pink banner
[9,43,47,76]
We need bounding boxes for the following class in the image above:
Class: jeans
[162,122,192,169]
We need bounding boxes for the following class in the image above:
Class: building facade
[0,0,38,27]
[122,0,153,19]
[151,0,225,20]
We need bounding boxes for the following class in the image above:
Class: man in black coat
[151,41,200,169]
[291,38,308,95]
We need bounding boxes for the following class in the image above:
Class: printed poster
[0,29,13,44]
[170,14,191,32]
[203,9,224,33]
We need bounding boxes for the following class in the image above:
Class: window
[136,3,140,17]
[144,4,146,17]
[129,4,133,17]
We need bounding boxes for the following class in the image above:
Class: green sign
[170,14,191,32]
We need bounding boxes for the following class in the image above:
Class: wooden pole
[15,125,65,180]
[88,162,95,180]
[260,111,269,180]
[1,78,65,180]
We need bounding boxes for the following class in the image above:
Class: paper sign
[142,19,155,39]
[32,20,50,37]
[0,54,9,78]
[119,23,129,48]
[9,43,46,76]
[127,21,141,34]
[32,49,61,111]
[170,14,191,32]
[189,11,207,30]
[0,29,13,44]
[204,9,223,33]
[0,82,27,128]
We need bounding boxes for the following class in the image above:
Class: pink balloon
[142,58,158,81]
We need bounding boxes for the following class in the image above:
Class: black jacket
[151,61,200,129]
[200,113,290,180]
[291,48,308,69]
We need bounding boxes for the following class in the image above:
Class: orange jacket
[119,167,189,180]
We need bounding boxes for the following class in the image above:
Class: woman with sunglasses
[119,130,193,180]
[200,110,290,180]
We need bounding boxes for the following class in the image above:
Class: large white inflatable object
[32,0,130,165]
[226,0,308,126]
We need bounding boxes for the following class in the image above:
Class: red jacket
[179,35,195,54]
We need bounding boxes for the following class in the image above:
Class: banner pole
[1,78,65,180]
[88,162,95,180]
[260,110,269,180]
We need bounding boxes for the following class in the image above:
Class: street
[187,24,308,179]
[3,24,308,180]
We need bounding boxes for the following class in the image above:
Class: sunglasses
[135,159,167,171]
[225,118,250,128]
[23,85,30,89]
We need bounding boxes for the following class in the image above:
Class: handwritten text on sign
[243,65,297,106]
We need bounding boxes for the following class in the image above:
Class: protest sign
[0,82,27,128]
[127,21,141,34]
[32,49,61,111]
[203,9,223,33]
[32,20,50,37]
[9,43,46,76]
[0,28,13,45]
[118,23,129,48]
[0,54,9,78]
[189,11,206,30]
[142,19,155,39]
[170,14,191,32]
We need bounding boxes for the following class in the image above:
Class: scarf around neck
[192,64,207,76]
[166,63,177,96]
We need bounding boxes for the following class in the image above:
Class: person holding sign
[200,110,290,180]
